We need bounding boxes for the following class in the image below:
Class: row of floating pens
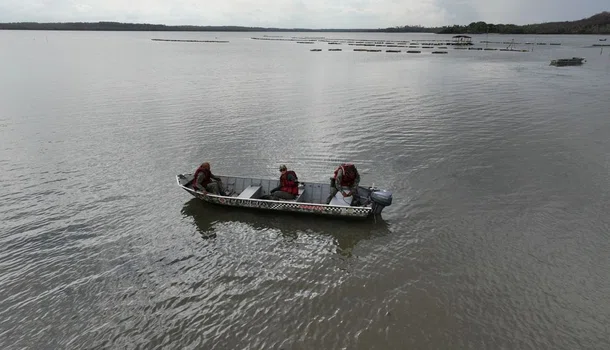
[310,48,448,54]
[309,48,528,53]
[297,42,528,52]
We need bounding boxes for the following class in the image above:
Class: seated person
[262,164,299,200]
[325,163,361,205]
[192,162,226,195]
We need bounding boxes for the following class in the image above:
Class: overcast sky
[0,0,607,28]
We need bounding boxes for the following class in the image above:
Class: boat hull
[177,175,374,218]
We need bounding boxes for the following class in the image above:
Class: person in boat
[263,164,299,200]
[192,162,226,195]
[326,163,361,205]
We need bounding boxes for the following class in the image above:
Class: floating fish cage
[550,57,586,67]
[151,38,229,43]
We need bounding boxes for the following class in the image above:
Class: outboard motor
[370,190,393,215]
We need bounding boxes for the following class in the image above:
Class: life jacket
[280,170,299,195]
[334,164,357,186]
[192,165,211,188]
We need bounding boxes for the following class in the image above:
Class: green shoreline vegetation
[0,11,608,34]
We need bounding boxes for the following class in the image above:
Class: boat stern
[369,189,393,215]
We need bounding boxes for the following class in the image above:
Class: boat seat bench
[328,187,354,206]
[237,185,262,199]
[235,185,305,201]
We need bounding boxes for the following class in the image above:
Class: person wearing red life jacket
[266,164,299,200]
[325,163,361,205]
[192,162,226,195]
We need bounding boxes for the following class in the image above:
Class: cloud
[0,0,606,28]
[0,0,448,27]
[446,0,608,25]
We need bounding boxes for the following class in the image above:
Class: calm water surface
[1,31,610,349]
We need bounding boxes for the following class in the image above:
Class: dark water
[1,30,610,349]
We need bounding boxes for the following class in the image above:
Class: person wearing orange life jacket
[192,162,226,195]
[265,164,299,200]
[325,163,361,205]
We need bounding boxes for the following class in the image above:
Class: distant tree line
[0,21,428,32]
[437,12,610,34]
[1,12,608,34]
[381,25,440,33]
[0,22,284,31]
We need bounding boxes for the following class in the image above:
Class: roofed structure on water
[452,35,473,45]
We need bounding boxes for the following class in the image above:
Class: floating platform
[480,40,560,46]
[151,38,229,43]
[550,57,586,66]
[251,37,292,41]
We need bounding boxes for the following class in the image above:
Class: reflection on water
[180,198,391,257]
